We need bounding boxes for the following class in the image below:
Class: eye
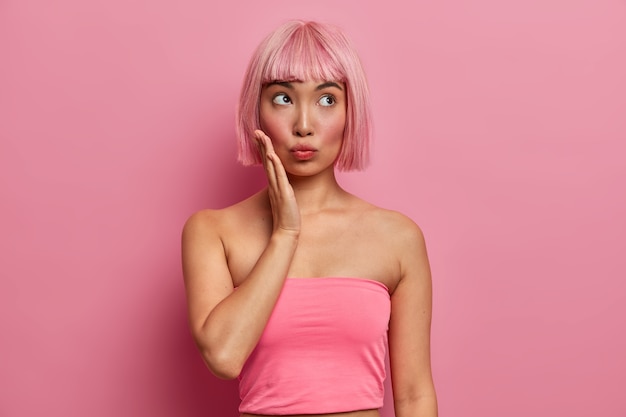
[272,93,292,105]
[318,95,336,107]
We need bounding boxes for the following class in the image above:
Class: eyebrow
[315,81,343,91]
[265,81,343,91]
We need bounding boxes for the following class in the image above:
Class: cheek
[261,119,278,137]
[323,112,347,141]
[259,108,286,139]
[258,106,270,132]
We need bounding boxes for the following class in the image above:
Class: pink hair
[236,20,372,171]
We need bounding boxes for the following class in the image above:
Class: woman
[182,20,437,417]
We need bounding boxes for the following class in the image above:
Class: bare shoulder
[351,199,428,290]
[358,200,426,249]
[183,208,222,235]
[180,207,232,273]
[182,190,268,240]
[181,209,227,251]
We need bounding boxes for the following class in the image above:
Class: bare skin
[182,80,437,417]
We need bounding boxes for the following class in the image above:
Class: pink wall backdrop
[1,0,625,416]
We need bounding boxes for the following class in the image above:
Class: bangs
[260,26,345,84]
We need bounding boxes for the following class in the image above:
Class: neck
[286,168,346,214]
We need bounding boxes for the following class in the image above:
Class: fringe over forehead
[259,22,346,83]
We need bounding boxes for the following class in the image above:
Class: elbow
[394,392,438,417]
[207,358,243,380]
[190,324,247,379]
[198,345,245,380]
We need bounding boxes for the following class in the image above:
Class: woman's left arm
[388,217,438,417]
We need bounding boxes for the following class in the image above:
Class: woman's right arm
[181,131,299,380]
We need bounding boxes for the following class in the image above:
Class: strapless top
[238,277,391,415]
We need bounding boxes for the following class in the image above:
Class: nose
[293,106,314,137]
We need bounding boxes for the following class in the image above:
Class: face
[259,79,346,177]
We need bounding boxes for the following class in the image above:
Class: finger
[262,134,277,156]
[254,130,268,169]
[254,130,270,171]
[255,130,276,162]
[269,149,291,196]
[255,131,279,191]
[258,133,291,196]
[255,131,293,198]
[254,130,278,159]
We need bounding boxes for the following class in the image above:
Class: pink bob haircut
[236,20,372,171]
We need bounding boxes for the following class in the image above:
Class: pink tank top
[238,277,391,415]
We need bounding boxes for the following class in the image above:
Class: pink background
[1,0,625,416]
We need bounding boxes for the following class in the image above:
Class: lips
[291,144,317,161]
[291,144,316,152]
